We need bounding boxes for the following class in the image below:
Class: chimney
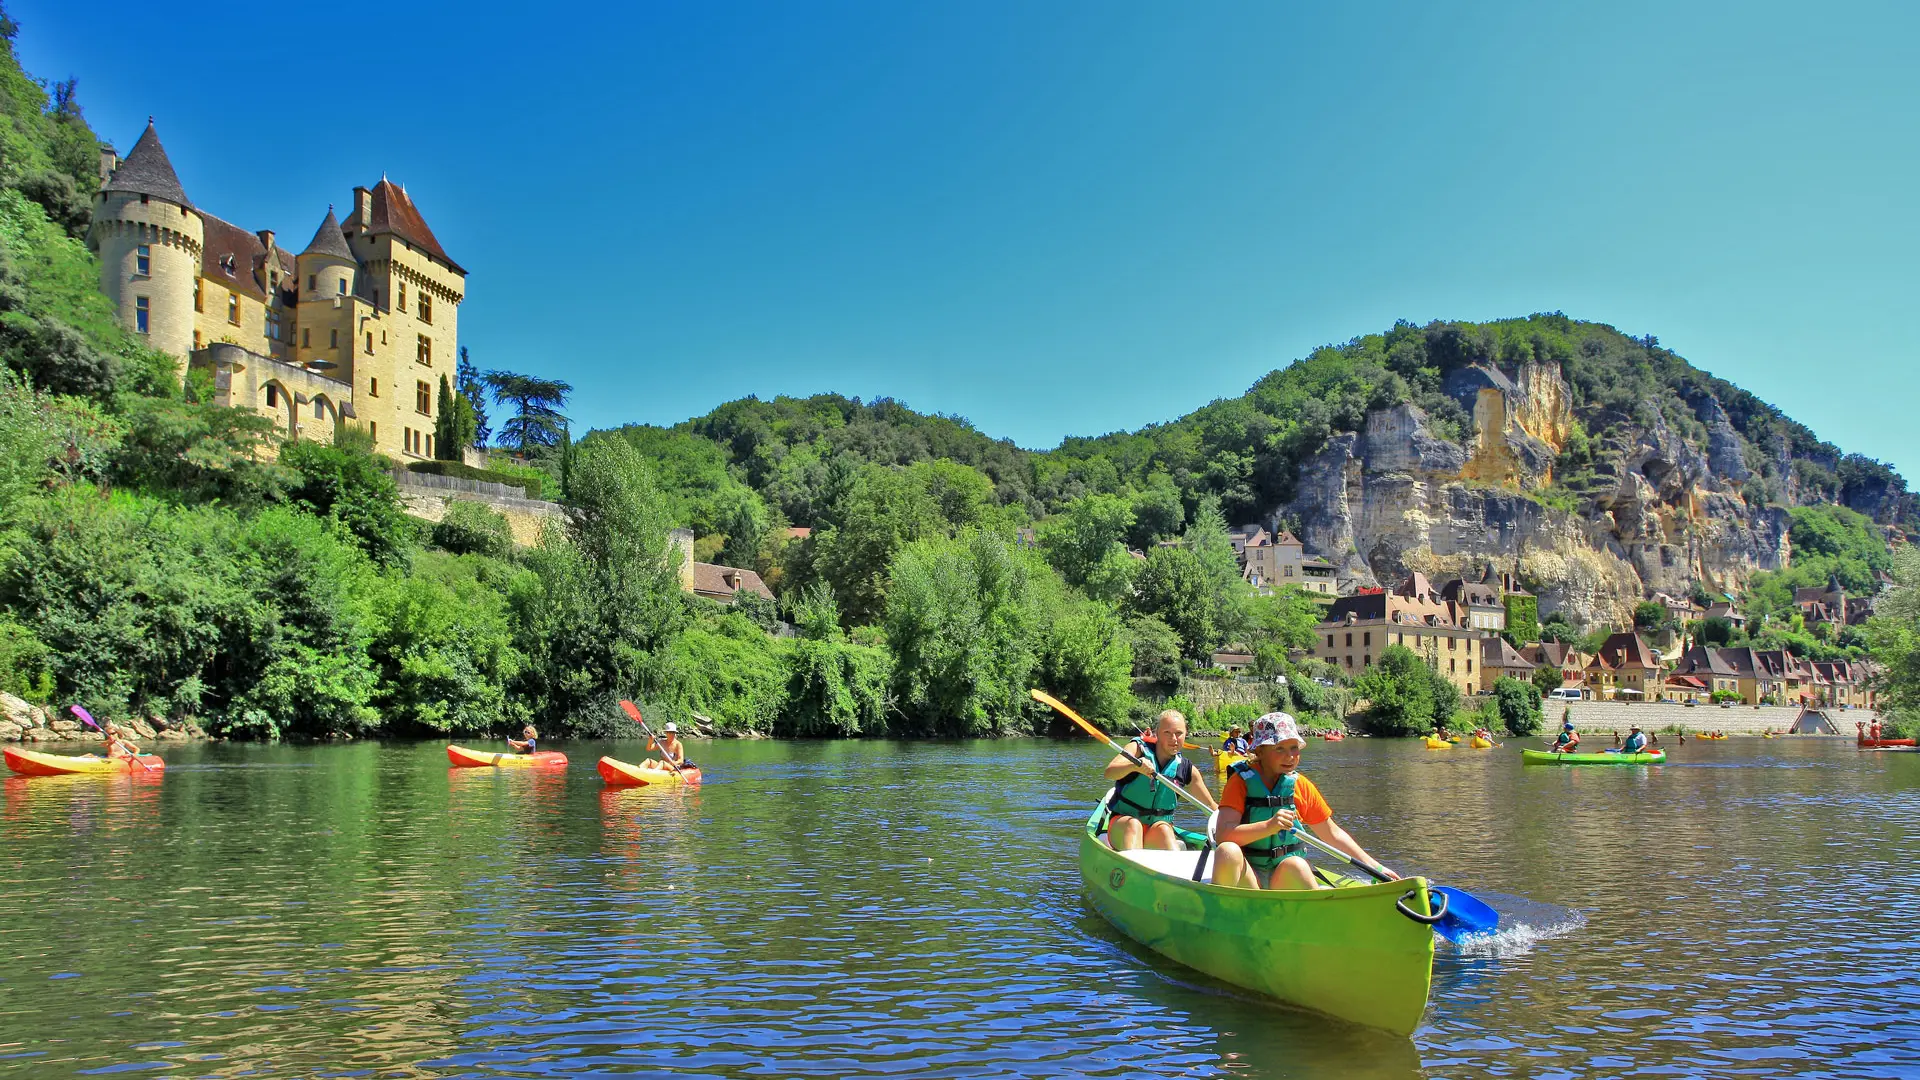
[98,145,119,184]
[256,230,276,257]
[353,186,373,228]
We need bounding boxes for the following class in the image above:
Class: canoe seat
[1116,846,1216,884]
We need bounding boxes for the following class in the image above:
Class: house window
[1326,635,1333,649]
[194,280,203,312]
[1363,631,1371,646]
[416,335,431,366]
[1449,659,1457,673]
[136,244,150,275]
[1466,658,1473,674]
[1285,566,1294,577]
[302,328,311,348]
[365,332,373,354]
[1363,655,1370,667]
[134,296,149,333]
[418,293,432,324]
[370,377,379,397]
[330,329,339,348]
[1345,633,1352,647]
[228,294,239,325]
[1343,656,1353,668]
[416,380,431,415]
[308,274,316,291]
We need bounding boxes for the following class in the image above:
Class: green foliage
[1040,492,1138,603]
[482,370,571,454]
[885,530,1037,736]
[1531,662,1561,698]
[1350,644,1459,737]
[596,425,768,566]
[1709,688,1743,704]
[431,500,513,558]
[432,374,478,461]
[1492,676,1542,736]
[1633,601,1666,631]
[113,397,287,505]
[279,440,415,567]
[1123,613,1182,685]
[661,618,789,736]
[807,463,953,624]
[0,613,50,701]
[1743,506,1890,655]
[407,459,545,499]
[1865,546,1920,720]
[1499,593,1539,647]
[367,553,527,735]
[1129,544,1215,663]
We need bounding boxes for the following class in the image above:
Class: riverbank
[0,694,209,743]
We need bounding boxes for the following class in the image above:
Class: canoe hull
[1859,738,1917,748]
[1520,748,1665,765]
[596,755,702,786]
[3,747,164,777]
[445,745,568,768]
[1078,800,1435,1036]
[1215,751,1247,777]
[1469,737,1493,749]
[1423,737,1451,749]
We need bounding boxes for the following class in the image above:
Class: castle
[86,121,464,462]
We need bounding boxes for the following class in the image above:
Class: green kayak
[1521,748,1665,765]
[1079,796,1438,1036]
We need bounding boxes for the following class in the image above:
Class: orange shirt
[1219,770,1331,827]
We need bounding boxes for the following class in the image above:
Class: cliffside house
[1211,648,1255,674]
[1653,591,1704,627]
[1438,575,1506,632]
[1704,601,1745,630]
[1795,574,1874,628]
[1479,636,1537,692]
[1314,573,1484,695]
[670,529,774,605]
[1583,632,1661,700]
[1237,527,1340,598]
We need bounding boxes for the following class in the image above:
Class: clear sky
[16,1,1919,474]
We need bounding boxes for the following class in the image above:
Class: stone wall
[1550,700,1872,736]
[394,475,564,547]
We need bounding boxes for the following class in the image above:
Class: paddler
[102,722,141,760]
[507,724,539,754]
[1212,712,1398,891]
[1103,709,1217,852]
[642,722,694,772]
[1621,725,1649,754]
[1551,719,1581,753]
[1221,727,1244,754]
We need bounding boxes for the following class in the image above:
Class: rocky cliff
[1280,360,1791,628]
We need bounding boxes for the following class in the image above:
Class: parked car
[1547,687,1583,702]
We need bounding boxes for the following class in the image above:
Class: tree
[482,370,571,454]
[1350,644,1458,737]
[457,348,490,448]
[278,439,416,567]
[1492,676,1542,736]
[885,530,1038,736]
[432,374,477,462]
[1129,544,1215,664]
[1502,593,1539,646]
[1531,661,1561,698]
[1041,493,1138,603]
[1538,610,1581,645]
[807,465,947,625]
[1633,601,1666,631]
[1865,545,1920,722]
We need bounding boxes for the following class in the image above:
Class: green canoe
[1079,796,1438,1036]
[1520,748,1665,765]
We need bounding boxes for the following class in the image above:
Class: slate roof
[363,179,463,273]
[301,207,355,261]
[1590,632,1659,671]
[103,121,193,207]
[1482,636,1536,671]
[690,562,773,601]
[1441,578,1501,607]
[196,211,288,302]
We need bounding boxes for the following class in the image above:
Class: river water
[0,736,1915,1078]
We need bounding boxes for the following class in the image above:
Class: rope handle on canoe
[1395,888,1449,925]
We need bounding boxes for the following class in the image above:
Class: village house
[1522,641,1590,694]
[1314,573,1483,695]
[1479,636,1536,692]
[1583,632,1661,701]
[1236,527,1340,597]
[670,529,773,605]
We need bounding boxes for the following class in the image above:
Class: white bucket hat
[663,722,678,733]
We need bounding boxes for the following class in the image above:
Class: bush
[1710,688,1743,704]
[408,459,545,499]
[1492,676,1542,736]
[1351,644,1459,737]
[432,500,513,557]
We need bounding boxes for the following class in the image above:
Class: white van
[1547,687,1584,702]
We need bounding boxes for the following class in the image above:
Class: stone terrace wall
[393,473,565,547]
[1551,701,1875,736]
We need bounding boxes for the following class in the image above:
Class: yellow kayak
[1216,751,1248,777]
[5,747,164,776]
[445,744,568,768]
[1423,737,1451,749]
[1470,737,1494,749]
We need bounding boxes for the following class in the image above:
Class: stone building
[1314,573,1484,694]
[87,121,464,462]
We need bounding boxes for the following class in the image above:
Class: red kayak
[445,744,568,768]
[1859,737,1917,748]
[5,747,165,776]
[597,755,701,786]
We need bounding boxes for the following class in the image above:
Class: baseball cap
[1249,712,1305,749]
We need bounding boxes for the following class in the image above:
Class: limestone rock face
[1278,362,1794,628]
[0,693,44,729]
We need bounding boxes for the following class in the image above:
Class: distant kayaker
[507,724,539,754]
[1104,709,1217,852]
[1620,726,1649,754]
[1552,720,1581,754]
[1221,727,1247,754]
[1212,712,1398,891]
[643,722,694,772]
[103,723,141,760]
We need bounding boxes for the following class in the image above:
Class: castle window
[416,334,431,366]
[308,274,316,291]
[370,378,378,397]
[338,277,347,295]
[418,293,432,324]
[302,328,310,348]
[366,332,373,354]
[416,380,431,415]
[194,280,203,312]
[426,433,434,458]
[330,329,339,349]
[266,385,280,408]
[398,283,406,309]
[136,245,150,275]
[369,421,376,440]
[135,296,149,334]
[267,312,281,341]
[227,294,239,325]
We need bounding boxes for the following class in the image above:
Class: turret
[293,207,359,378]
[86,120,202,365]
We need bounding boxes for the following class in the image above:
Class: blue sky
[17,2,1919,474]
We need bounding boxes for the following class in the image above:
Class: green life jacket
[1109,737,1192,827]
[1231,761,1302,870]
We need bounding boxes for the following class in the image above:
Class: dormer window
[220,254,236,277]
[338,277,348,295]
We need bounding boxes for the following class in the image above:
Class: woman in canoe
[1211,712,1398,891]
[1104,710,1217,852]
[641,722,695,772]
[507,724,539,754]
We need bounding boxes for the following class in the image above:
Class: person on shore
[102,723,141,760]
[1552,719,1581,753]
[1212,713,1398,891]
[507,724,539,754]
[1104,709,1217,852]
[643,722,694,772]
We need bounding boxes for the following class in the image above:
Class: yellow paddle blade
[1030,688,1114,747]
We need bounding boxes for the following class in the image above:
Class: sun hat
[1248,712,1305,749]
[663,722,678,733]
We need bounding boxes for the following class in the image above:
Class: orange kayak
[597,755,701,786]
[4,747,165,777]
[445,745,568,768]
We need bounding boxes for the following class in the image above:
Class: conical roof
[102,120,192,208]
[300,206,354,261]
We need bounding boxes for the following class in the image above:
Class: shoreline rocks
[0,693,210,743]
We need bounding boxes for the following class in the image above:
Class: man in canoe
[1618,725,1649,754]
[103,723,141,760]
[507,724,539,754]
[1104,709,1217,852]
[1212,712,1398,890]
[1551,719,1581,753]
[641,722,694,772]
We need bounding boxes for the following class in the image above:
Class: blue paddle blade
[1431,886,1500,942]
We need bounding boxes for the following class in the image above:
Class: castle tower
[85,120,202,366]
[293,207,360,383]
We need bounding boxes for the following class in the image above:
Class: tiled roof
[301,207,355,261]
[103,121,192,207]
[690,561,773,601]
[1482,636,1536,671]
[364,179,464,274]
[1592,632,1659,671]
[196,212,272,301]
[1677,645,1739,677]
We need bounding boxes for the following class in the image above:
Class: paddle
[1031,688,1500,941]
[618,700,687,781]
[70,706,155,772]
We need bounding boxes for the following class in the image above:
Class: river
[0,736,1914,1078]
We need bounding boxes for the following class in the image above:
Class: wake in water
[1444,893,1586,958]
